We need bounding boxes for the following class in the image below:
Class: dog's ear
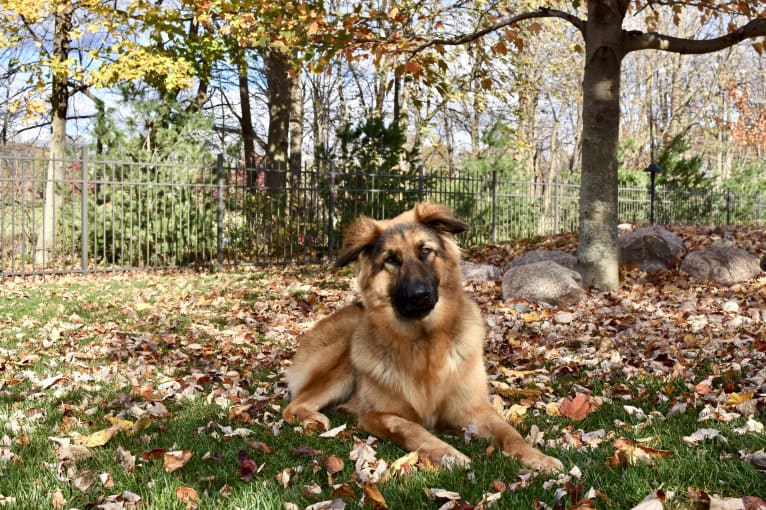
[334,216,381,267]
[413,203,470,235]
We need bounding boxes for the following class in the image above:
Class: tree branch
[624,17,766,55]
[410,8,585,55]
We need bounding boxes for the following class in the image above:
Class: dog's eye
[420,246,433,257]
[384,254,399,267]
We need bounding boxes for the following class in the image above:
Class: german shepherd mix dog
[283,203,562,472]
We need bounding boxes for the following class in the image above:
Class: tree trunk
[35,3,74,266]
[576,0,627,291]
[233,47,257,188]
[264,47,290,189]
[289,68,303,177]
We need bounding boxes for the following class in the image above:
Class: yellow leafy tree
[0,0,196,265]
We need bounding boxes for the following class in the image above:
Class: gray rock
[619,226,686,273]
[502,261,585,307]
[680,245,763,286]
[508,250,578,270]
[721,300,739,313]
[553,311,576,324]
[460,261,502,282]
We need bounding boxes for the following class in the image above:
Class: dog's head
[335,203,469,319]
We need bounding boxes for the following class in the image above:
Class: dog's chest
[362,335,464,418]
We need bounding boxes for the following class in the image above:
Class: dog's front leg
[470,404,563,473]
[358,411,471,468]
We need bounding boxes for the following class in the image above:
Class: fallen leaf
[116,446,136,472]
[163,450,192,473]
[682,428,728,445]
[73,469,97,493]
[38,373,66,390]
[363,482,388,509]
[305,500,346,510]
[605,438,672,468]
[176,486,200,507]
[560,394,599,421]
[80,425,120,447]
[237,450,262,482]
[320,423,347,438]
[276,467,293,489]
[630,489,665,510]
[734,418,764,436]
[51,488,66,509]
[141,447,166,461]
[386,450,419,479]
[326,455,345,475]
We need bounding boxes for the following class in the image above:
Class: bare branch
[410,8,585,55]
[624,17,766,55]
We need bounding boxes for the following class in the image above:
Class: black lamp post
[644,162,663,225]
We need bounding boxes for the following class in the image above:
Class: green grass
[0,269,764,509]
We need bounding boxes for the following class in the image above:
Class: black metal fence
[1,150,764,277]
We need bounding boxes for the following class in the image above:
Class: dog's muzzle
[395,279,439,319]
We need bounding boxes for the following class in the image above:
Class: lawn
[0,231,765,509]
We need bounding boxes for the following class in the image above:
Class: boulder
[508,249,578,270]
[502,261,585,307]
[461,261,501,282]
[680,245,763,286]
[619,226,686,273]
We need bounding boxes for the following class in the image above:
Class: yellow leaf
[135,302,152,312]
[521,312,540,323]
[725,391,754,407]
[546,402,561,416]
[131,416,152,435]
[505,404,528,420]
[105,415,134,431]
[81,425,119,447]
[500,368,537,378]
[387,450,419,479]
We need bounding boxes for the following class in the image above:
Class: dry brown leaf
[163,450,192,473]
[51,488,66,509]
[606,438,672,468]
[276,467,293,489]
[176,486,200,507]
[325,454,345,474]
[73,469,96,493]
[363,482,388,509]
[559,394,599,421]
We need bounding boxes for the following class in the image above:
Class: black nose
[409,282,435,306]
[395,279,438,318]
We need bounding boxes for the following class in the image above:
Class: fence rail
[1,151,764,277]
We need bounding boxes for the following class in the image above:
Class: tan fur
[283,203,562,471]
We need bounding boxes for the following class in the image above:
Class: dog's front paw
[518,449,563,473]
[283,406,331,432]
[423,445,471,470]
[535,454,564,473]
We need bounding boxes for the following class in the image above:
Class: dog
[283,203,562,472]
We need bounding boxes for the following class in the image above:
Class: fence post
[418,165,424,203]
[80,146,89,275]
[726,188,732,226]
[491,170,497,243]
[216,154,224,271]
[328,161,335,262]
